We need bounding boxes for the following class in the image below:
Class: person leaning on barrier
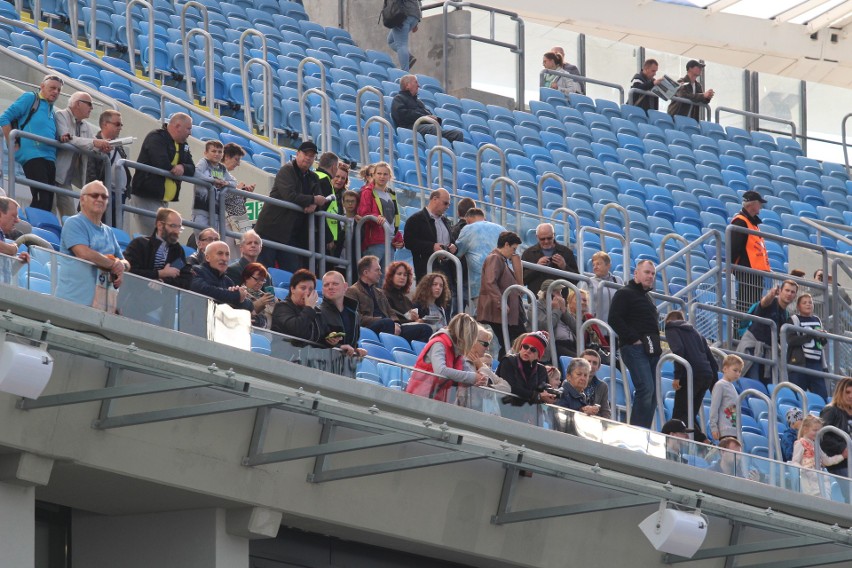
[738,279,797,383]
[667,59,714,120]
[316,270,366,357]
[187,227,218,266]
[190,240,253,311]
[128,112,194,236]
[497,330,555,406]
[123,207,192,289]
[85,109,132,223]
[255,140,325,273]
[57,181,128,306]
[271,269,321,343]
[0,197,30,263]
[628,58,662,111]
[54,92,112,219]
[0,73,64,211]
[608,259,661,429]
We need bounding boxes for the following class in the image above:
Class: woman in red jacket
[357,161,403,269]
[406,313,485,402]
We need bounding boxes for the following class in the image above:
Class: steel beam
[307,452,481,483]
[17,377,203,409]
[93,399,278,429]
[493,494,655,525]
[664,535,829,563]
[244,432,424,466]
[743,549,852,568]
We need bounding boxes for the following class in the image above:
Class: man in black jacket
[628,58,662,111]
[255,141,326,272]
[608,260,661,429]
[122,207,193,326]
[404,188,457,282]
[190,240,253,311]
[316,270,366,358]
[521,222,579,296]
[391,75,463,142]
[127,113,194,236]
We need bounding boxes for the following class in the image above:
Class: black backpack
[380,0,406,29]
[10,91,41,132]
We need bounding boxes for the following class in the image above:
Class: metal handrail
[7,130,113,220]
[537,172,567,217]
[842,112,852,179]
[475,143,507,202]
[180,1,209,46]
[488,176,519,228]
[426,250,464,314]
[300,87,332,152]
[426,145,458,193]
[296,56,327,113]
[549,207,581,249]
[442,1,525,109]
[800,217,852,249]
[576,226,628,283]
[599,203,630,268]
[238,28,268,72]
[539,69,625,105]
[770,381,808,461]
[715,106,797,140]
[655,352,694,436]
[243,57,275,141]
[313,207,355,281]
[355,85,385,165]
[500,284,536,352]
[126,0,155,85]
[354,215,393,269]
[779,323,851,380]
[735,388,776,463]
[814,425,852,503]
[830,258,852,371]
[669,95,710,121]
[0,62,116,115]
[184,28,215,108]
[363,115,394,174]
[412,115,443,188]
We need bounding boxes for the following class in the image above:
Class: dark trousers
[671,373,713,442]
[23,158,57,211]
[416,124,464,143]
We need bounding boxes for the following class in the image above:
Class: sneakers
[408,55,417,70]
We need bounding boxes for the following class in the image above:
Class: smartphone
[326,332,345,339]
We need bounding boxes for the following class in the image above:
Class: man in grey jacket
[55,92,111,218]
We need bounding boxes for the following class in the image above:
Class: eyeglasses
[198,235,218,242]
[246,274,264,282]
[83,193,109,200]
[478,340,490,348]
[538,236,554,241]
[108,121,123,127]
[520,344,538,354]
[79,100,93,107]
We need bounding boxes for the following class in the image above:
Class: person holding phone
[271,269,321,343]
[240,262,276,329]
[317,270,367,357]
[124,207,192,289]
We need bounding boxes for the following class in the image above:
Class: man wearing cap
[667,60,714,120]
[780,407,804,462]
[730,190,770,314]
[608,259,661,429]
[255,141,326,272]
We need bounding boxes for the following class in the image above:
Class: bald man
[403,187,457,281]
[190,240,253,311]
[128,112,195,235]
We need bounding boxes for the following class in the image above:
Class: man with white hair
[521,222,579,296]
[225,229,272,288]
[190,240,253,310]
[0,197,29,262]
[55,91,111,218]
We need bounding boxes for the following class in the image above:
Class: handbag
[405,369,453,402]
[380,0,406,29]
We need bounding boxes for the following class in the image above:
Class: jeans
[620,343,660,429]
[387,15,419,71]
[788,358,828,400]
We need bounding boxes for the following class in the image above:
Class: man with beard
[123,207,192,289]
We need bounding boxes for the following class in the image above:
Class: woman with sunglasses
[456,326,511,410]
[496,331,556,405]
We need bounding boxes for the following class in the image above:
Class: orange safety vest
[732,213,770,271]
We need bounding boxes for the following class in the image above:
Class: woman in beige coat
[476,231,524,357]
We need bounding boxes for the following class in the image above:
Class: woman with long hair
[405,313,486,401]
[819,377,852,499]
[382,260,422,323]
[357,161,403,268]
[411,271,451,331]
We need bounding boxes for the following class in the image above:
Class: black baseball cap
[742,190,767,204]
[686,60,705,70]
[661,419,694,435]
[297,141,319,154]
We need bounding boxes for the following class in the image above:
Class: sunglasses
[520,344,539,354]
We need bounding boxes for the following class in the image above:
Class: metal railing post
[426,250,464,313]
[500,284,537,353]
[355,86,385,165]
[126,0,155,84]
[656,353,694,437]
[475,143,506,202]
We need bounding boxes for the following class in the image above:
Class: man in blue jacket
[0,74,64,211]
